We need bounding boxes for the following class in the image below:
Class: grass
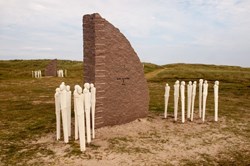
[0,60,250,165]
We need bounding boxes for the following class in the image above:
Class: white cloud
[0,0,250,66]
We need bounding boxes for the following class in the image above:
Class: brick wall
[45,59,57,76]
[83,13,149,128]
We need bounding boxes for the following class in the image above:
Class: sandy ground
[29,113,248,165]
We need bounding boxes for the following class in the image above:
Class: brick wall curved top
[83,13,149,128]
[45,59,57,76]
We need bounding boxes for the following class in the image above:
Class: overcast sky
[0,0,250,67]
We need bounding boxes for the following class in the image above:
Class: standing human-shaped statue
[180,81,185,123]
[191,81,197,121]
[55,88,61,140]
[214,81,219,122]
[187,81,193,119]
[35,71,38,78]
[199,79,204,118]
[39,70,42,78]
[202,80,208,122]
[66,85,71,137]
[174,80,180,122]
[32,71,34,78]
[90,83,96,139]
[164,83,170,118]
[75,86,86,151]
[84,83,91,144]
[59,84,69,143]
[65,69,67,77]
[73,85,79,140]
[61,70,64,77]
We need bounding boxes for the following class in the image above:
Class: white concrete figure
[180,81,185,123]
[164,83,170,118]
[174,80,180,122]
[187,81,193,119]
[57,70,64,77]
[214,81,219,122]
[75,86,86,151]
[202,80,208,122]
[73,85,80,140]
[191,81,197,121]
[55,88,61,140]
[65,69,67,77]
[35,71,38,78]
[66,85,71,137]
[199,79,204,118]
[59,84,69,143]
[84,83,91,144]
[32,71,34,78]
[38,70,42,78]
[90,83,96,139]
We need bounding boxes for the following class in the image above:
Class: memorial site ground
[0,60,249,165]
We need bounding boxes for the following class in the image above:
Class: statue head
[77,86,82,94]
[166,83,168,86]
[199,79,203,83]
[176,80,179,84]
[204,80,208,84]
[55,88,60,93]
[181,81,185,85]
[84,83,90,89]
[193,81,197,85]
[215,81,219,85]
[59,84,65,91]
[189,81,192,85]
[90,83,94,88]
[66,85,70,91]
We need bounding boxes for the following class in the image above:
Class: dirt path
[145,68,166,80]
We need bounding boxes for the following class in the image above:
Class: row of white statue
[54,82,96,152]
[57,69,67,77]
[164,79,219,123]
[32,70,42,78]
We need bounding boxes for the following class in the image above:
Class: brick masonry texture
[45,59,57,76]
[83,13,149,128]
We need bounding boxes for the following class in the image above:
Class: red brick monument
[83,13,149,128]
[45,59,57,77]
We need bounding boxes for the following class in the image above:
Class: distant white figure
[32,71,34,78]
[65,69,67,77]
[90,83,96,139]
[164,83,170,118]
[180,81,185,123]
[202,80,208,122]
[58,70,64,77]
[84,83,91,144]
[38,70,42,78]
[59,83,69,143]
[75,86,86,151]
[187,81,193,119]
[73,85,80,140]
[199,79,204,118]
[174,80,180,122]
[214,81,219,122]
[55,88,61,140]
[191,81,197,121]
[34,71,38,78]
[61,70,64,77]
[66,85,71,137]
